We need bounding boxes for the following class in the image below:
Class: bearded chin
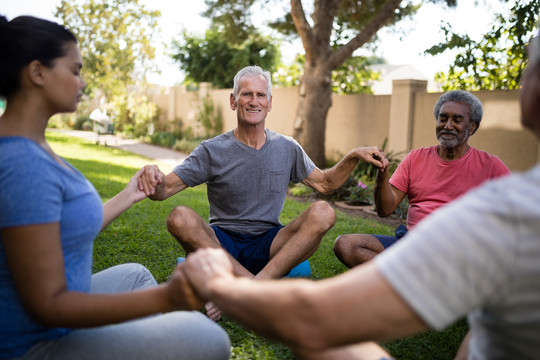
[438,128,469,148]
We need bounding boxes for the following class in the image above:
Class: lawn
[47,131,467,359]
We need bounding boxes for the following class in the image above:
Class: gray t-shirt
[173,129,315,234]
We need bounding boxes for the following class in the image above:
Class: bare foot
[205,301,222,322]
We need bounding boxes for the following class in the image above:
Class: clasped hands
[165,248,235,313]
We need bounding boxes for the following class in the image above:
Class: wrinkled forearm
[148,173,187,201]
[308,153,360,195]
[148,182,171,201]
[205,264,425,351]
[207,277,326,348]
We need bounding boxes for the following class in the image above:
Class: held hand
[124,167,150,204]
[355,146,389,172]
[182,248,235,301]
[137,165,164,196]
[166,263,205,310]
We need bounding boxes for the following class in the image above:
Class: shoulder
[469,147,503,162]
[193,131,234,153]
[267,130,303,149]
[0,137,55,171]
[468,147,510,173]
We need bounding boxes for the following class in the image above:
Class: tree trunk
[289,0,403,167]
[293,64,333,167]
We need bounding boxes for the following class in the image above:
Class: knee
[308,201,336,231]
[126,263,158,289]
[333,234,348,257]
[333,234,358,259]
[166,206,199,236]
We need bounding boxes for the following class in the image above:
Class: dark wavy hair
[0,15,77,99]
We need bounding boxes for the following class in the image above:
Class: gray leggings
[16,263,230,360]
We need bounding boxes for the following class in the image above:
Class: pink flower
[357,181,367,189]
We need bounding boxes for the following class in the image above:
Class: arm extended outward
[182,248,427,351]
[1,223,202,329]
[302,146,388,195]
[138,165,188,201]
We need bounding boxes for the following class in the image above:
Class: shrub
[173,138,201,154]
[344,180,372,206]
[150,131,176,148]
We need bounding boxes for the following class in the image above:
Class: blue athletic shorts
[212,225,283,275]
[372,224,408,249]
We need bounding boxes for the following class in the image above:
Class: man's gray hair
[232,65,272,100]
[433,90,483,134]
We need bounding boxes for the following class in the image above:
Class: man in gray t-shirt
[140,65,387,320]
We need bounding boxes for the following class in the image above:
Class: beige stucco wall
[148,82,539,172]
[326,93,391,158]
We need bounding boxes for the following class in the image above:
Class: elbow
[315,182,335,196]
[376,207,393,218]
[25,303,63,328]
[318,188,333,196]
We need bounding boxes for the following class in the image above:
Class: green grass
[46,131,467,359]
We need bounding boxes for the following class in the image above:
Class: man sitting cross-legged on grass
[333,90,510,268]
[138,65,387,321]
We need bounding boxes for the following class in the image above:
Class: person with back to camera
[138,65,388,321]
[0,15,230,360]
[178,32,540,360]
[333,89,511,268]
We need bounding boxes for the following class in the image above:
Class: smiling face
[230,74,272,127]
[41,42,86,114]
[435,101,477,149]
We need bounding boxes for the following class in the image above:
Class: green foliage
[150,131,176,147]
[205,0,454,48]
[273,54,382,95]
[172,138,202,154]
[56,0,160,100]
[288,183,314,197]
[425,0,540,91]
[56,0,162,137]
[198,96,223,138]
[172,28,280,89]
[332,56,382,95]
[46,131,465,359]
[271,55,304,88]
[344,179,372,206]
[352,138,404,180]
[113,94,161,138]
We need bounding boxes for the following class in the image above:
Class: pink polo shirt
[390,145,510,229]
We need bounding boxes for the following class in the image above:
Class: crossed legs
[333,234,385,268]
[167,200,335,279]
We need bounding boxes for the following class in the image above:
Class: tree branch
[290,0,316,61]
[312,0,341,51]
[329,0,402,69]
